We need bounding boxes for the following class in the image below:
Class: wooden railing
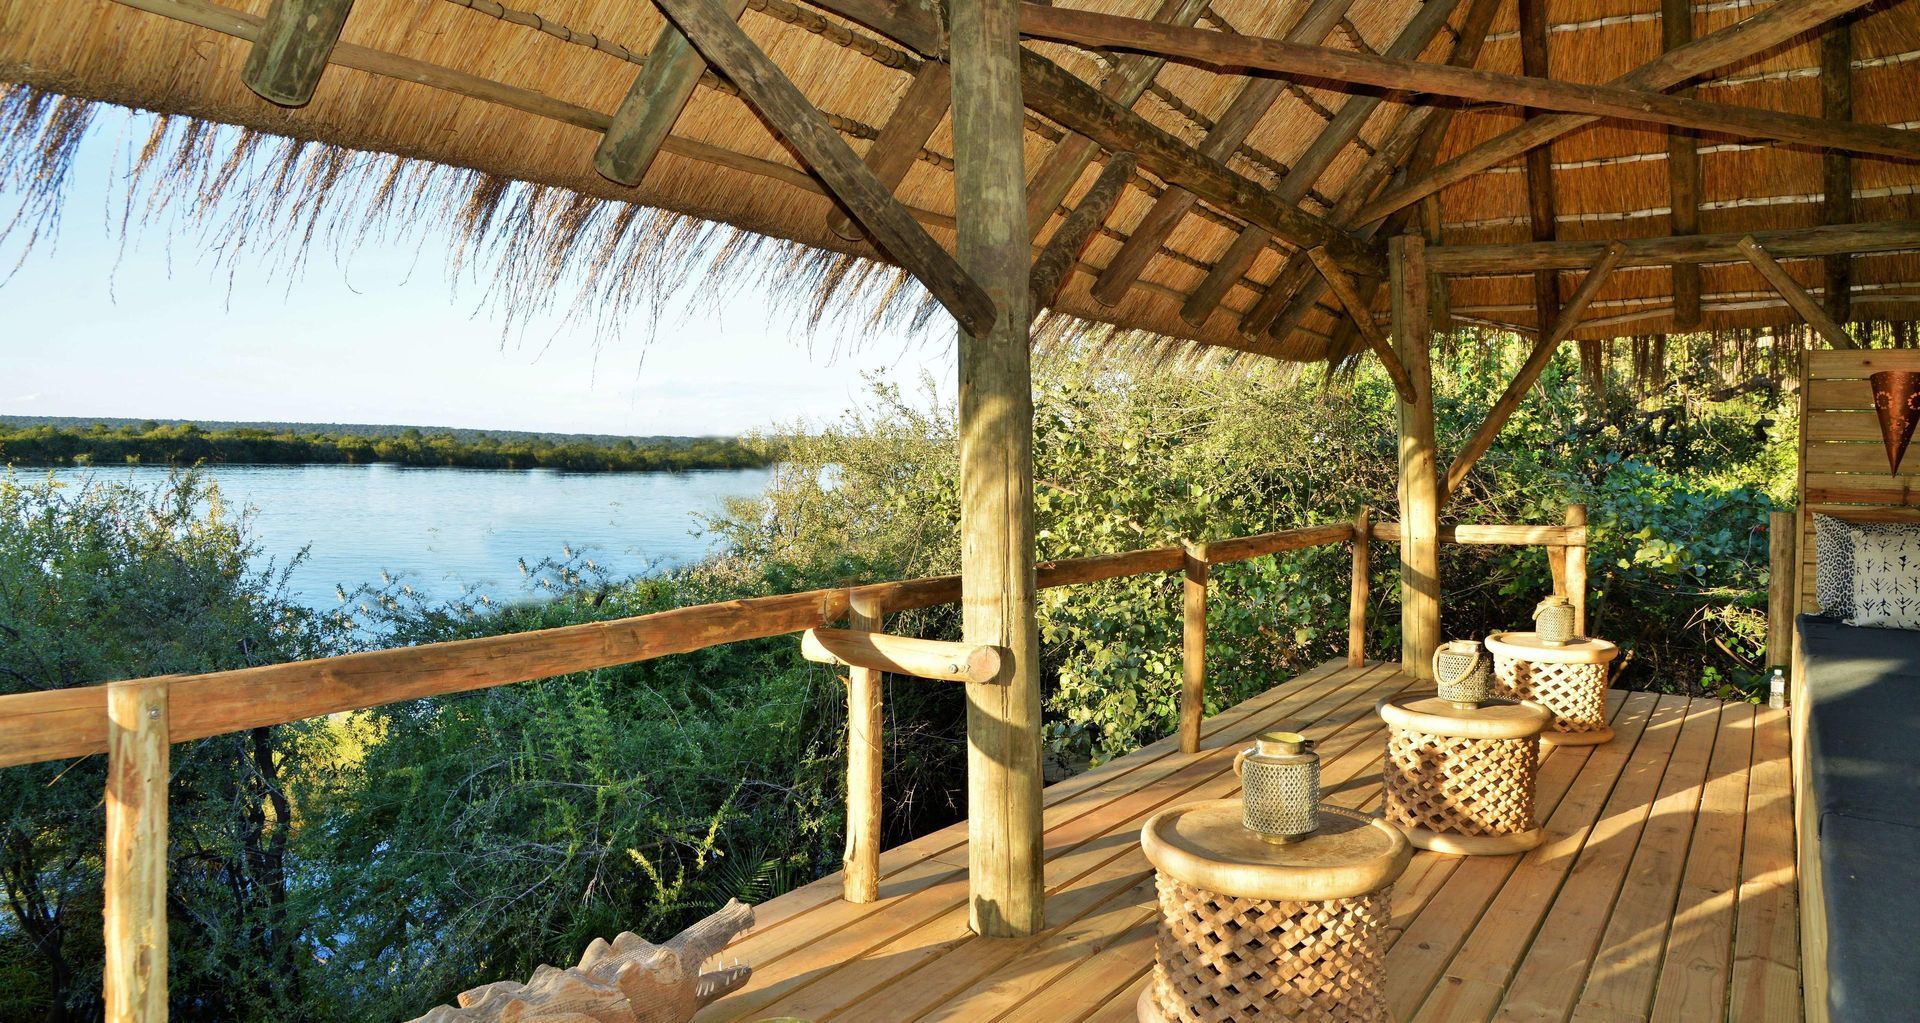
[0,506,1587,1018]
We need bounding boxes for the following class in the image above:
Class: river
[39,462,774,610]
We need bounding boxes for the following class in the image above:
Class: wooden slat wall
[1795,348,1920,613]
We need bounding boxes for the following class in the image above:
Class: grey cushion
[1819,813,1920,1023]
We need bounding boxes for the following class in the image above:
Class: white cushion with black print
[1849,524,1920,631]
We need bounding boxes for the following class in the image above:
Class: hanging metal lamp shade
[1870,370,1920,474]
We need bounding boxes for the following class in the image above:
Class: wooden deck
[693,659,1800,1023]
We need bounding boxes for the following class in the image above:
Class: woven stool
[1376,695,1550,855]
[1138,800,1409,1023]
[1484,632,1619,747]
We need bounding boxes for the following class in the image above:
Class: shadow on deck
[694,659,1800,1023]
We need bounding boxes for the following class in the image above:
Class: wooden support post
[1663,0,1703,330]
[240,0,355,106]
[1391,235,1440,679]
[1821,20,1855,323]
[827,61,953,242]
[842,595,883,903]
[1564,504,1589,637]
[1180,541,1208,754]
[104,680,168,1023]
[1029,153,1134,310]
[952,0,1044,939]
[1518,0,1561,340]
[1349,507,1370,668]
[1738,236,1858,349]
[1768,510,1796,669]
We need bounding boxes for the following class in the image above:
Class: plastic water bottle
[1768,668,1788,710]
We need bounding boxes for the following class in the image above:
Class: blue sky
[0,106,954,436]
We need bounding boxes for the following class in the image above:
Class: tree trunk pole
[1767,509,1796,668]
[842,592,884,903]
[1349,506,1370,667]
[104,680,169,1023]
[1565,503,1589,636]
[1391,235,1440,679]
[1180,542,1208,754]
[951,0,1044,939]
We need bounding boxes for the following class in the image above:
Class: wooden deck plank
[1727,705,1801,1023]
[689,662,1797,1023]
[1569,696,1729,1022]
[1637,701,1755,1023]
[1499,694,1722,1021]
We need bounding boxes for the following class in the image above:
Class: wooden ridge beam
[1017,3,1920,163]
[1015,50,1383,276]
[1021,0,1212,235]
[1030,153,1135,310]
[595,0,750,187]
[801,628,1005,683]
[1822,19,1855,323]
[1442,242,1626,505]
[1354,0,1886,224]
[826,60,952,241]
[1738,236,1858,349]
[1426,220,1920,274]
[241,0,355,106]
[1663,0,1702,330]
[651,0,996,334]
[1306,246,1415,403]
[1088,0,1361,306]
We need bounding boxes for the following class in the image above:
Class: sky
[0,106,955,437]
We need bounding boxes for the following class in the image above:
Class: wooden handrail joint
[801,628,1006,684]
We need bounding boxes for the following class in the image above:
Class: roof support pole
[1306,247,1415,403]
[240,0,355,106]
[1662,0,1703,330]
[1518,0,1561,343]
[1391,235,1439,680]
[951,0,1044,938]
[1822,19,1855,323]
[104,680,169,1023]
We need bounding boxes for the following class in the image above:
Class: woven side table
[1484,632,1619,747]
[1137,799,1410,1023]
[1376,694,1550,855]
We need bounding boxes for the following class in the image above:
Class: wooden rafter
[1738,236,1858,349]
[1088,0,1360,307]
[595,0,749,187]
[826,60,951,241]
[241,0,354,106]
[1662,0,1702,330]
[1428,220,1920,273]
[1021,0,1211,236]
[650,0,996,333]
[1443,242,1626,504]
[1518,0,1560,340]
[1822,19,1855,323]
[1353,0,1886,224]
[1017,3,1920,162]
[1030,153,1135,310]
[1306,246,1415,403]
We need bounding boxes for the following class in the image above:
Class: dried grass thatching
[3,0,1919,371]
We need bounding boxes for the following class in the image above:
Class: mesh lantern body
[1432,639,1491,707]
[1533,596,1576,645]
[1235,731,1320,842]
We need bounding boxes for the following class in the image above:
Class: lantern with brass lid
[1233,730,1320,843]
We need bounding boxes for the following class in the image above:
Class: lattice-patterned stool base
[1491,656,1610,742]
[1139,875,1391,1023]
[1377,696,1548,858]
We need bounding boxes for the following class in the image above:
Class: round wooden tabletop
[1140,800,1410,902]
[1485,631,1619,664]
[1377,694,1551,739]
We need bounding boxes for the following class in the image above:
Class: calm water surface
[46,463,773,609]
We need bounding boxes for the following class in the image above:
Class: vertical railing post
[1349,507,1370,667]
[1180,541,1208,754]
[843,591,884,903]
[1564,503,1589,636]
[105,679,168,1023]
[1767,509,1796,668]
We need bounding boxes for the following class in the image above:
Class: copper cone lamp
[1870,370,1920,474]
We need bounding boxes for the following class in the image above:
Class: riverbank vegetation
[0,420,779,472]
[0,340,1791,1020]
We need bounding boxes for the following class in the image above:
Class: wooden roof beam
[1017,3,1920,163]
[1030,153,1134,310]
[1021,0,1212,237]
[1443,242,1625,505]
[1354,0,1888,225]
[1427,220,1920,274]
[1822,19,1855,323]
[652,0,996,333]
[241,0,354,106]
[1738,236,1858,349]
[826,60,951,241]
[595,0,750,186]
[1518,0,1561,344]
[1305,247,1415,403]
[1662,0,1702,330]
[1087,0,1362,307]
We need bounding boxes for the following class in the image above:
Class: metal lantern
[1234,730,1320,843]
[1432,639,1492,708]
[1870,370,1920,474]
[1533,595,1576,646]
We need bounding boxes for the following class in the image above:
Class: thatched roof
[3,0,1918,363]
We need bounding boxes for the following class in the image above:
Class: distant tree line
[0,421,782,472]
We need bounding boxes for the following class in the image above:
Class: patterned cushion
[1814,514,1856,617]
[1850,526,1920,630]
